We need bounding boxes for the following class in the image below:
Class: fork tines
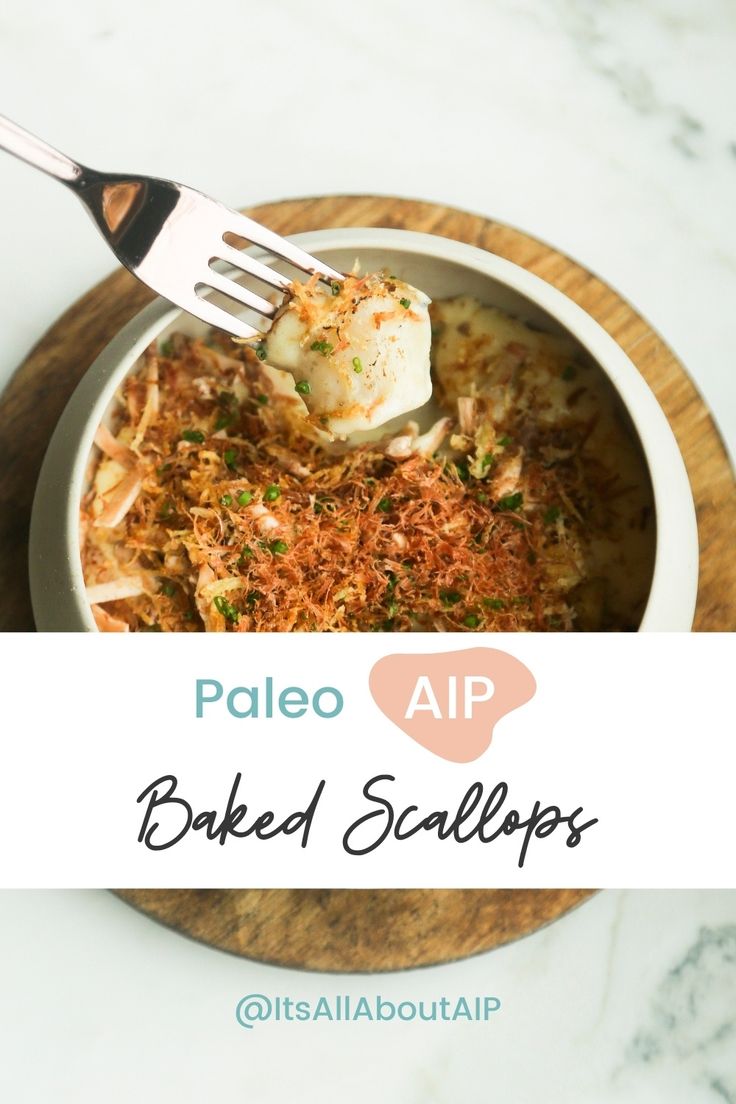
[195,208,344,338]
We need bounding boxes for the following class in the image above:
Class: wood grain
[115,887,596,972]
[1,195,733,631]
[1,194,733,968]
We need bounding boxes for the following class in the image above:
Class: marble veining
[558,0,728,162]
[624,926,736,1100]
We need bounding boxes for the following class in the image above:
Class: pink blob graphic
[369,648,536,763]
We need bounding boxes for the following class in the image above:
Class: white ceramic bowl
[29,228,699,631]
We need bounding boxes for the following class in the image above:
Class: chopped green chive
[257,393,269,405]
[562,364,577,381]
[331,281,341,296]
[218,391,235,406]
[496,492,524,512]
[399,297,411,309]
[183,609,195,621]
[246,589,263,607]
[455,462,470,482]
[220,493,233,507]
[440,589,462,606]
[295,379,311,395]
[263,484,281,502]
[255,343,267,361]
[159,500,174,518]
[483,597,505,610]
[352,356,363,373]
[217,411,235,431]
[464,613,480,628]
[377,497,392,513]
[160,338,174,357]
[238,546,254,563]
[213,594,239,623]
[543,505,561,524]
[181,429,204,444]
[223,448,237,468]
[269,539,288,555]
[477,491,489,504]
[481,453,495,470]
[161,581,176,597]
[497,435,511,447]
[237,490,253,507]
[310,339,334,357]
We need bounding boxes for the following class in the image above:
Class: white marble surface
[0,0,734,456]
[0,3,734,1099]
[0,890,734,1101]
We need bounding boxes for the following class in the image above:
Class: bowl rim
[29,226,699,632]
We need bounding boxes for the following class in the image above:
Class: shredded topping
[81,298,654,632]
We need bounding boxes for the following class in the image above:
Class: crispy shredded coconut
[81,300,654,632]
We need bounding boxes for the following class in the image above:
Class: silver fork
[0,113,343,339]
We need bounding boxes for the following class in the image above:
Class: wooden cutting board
[1,195,733,970]
[115,887,594,972]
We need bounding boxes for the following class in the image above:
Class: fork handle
[0,114,84,186]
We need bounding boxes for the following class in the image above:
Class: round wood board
[2,195,734,971]
[115,888,594,972]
